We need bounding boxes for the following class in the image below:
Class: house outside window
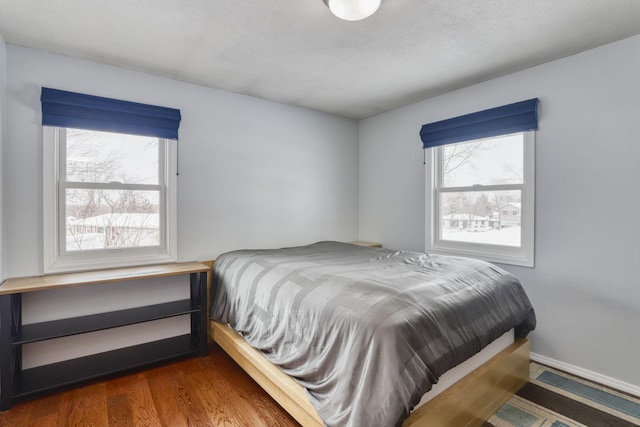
[425,131,535,267]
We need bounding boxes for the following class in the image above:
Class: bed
[208,241,536,427]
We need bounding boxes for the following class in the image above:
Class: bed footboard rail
[211,321,325,427]
[210,319,529,427]
[405,338,530,427]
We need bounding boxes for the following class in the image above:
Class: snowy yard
[441,226,520,247]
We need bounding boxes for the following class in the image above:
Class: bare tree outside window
[64,129,161,251]
[439,134,524,247]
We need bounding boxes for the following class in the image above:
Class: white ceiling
[1,0,640,119]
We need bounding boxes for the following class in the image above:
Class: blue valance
[419,98,539,149]
[41,87,181,140]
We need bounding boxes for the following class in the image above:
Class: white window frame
[425,131,535,267]
[43,126,177,273]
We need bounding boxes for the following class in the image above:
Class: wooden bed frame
[203,261,530,427]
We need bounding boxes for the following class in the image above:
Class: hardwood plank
[52,388,73,427]
[23,388,60,421]
[106,372,163,427]
[188,357,266,426]
[145,366,186,426]
[211,321,323,427]
[201,348,294,426]
[66,382,108,426]
[208,347,299,427]
[27,412,58,427]
[0,343,298,427]
[149,361,214,427]
[107,394,134,427]
[0,396,33,426]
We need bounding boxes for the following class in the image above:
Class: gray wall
[4,44,359,367]
[359,35,640,390]
[5,45,359,277]
[3,33,639,392]
[0,35,5,281]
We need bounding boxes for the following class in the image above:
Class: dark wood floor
[0,343,301,427]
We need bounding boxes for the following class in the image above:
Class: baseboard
[530,352,640,398]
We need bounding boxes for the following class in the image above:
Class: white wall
[4,45,359,366]
[359,35,640,390]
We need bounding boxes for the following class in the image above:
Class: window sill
[426,245,534,268]
[44,252,177,275]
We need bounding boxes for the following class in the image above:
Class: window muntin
[44,127,177,273]
[427,131,534,267]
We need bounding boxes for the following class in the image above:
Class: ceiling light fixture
[323,0,381,21]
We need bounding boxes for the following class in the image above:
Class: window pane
[65,189,160,251]
[440,190,521,247]
[442,134,523,187]
[66,128,159,185]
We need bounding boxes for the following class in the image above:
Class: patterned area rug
[483,363,640,427]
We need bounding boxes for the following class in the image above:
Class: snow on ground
[442,226,520,247]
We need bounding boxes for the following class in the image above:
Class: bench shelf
[0,262,210,411]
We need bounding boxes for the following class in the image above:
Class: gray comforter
[210,241,536,427]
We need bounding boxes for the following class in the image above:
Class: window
[41,88,180,273]
[421,99,538,267]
